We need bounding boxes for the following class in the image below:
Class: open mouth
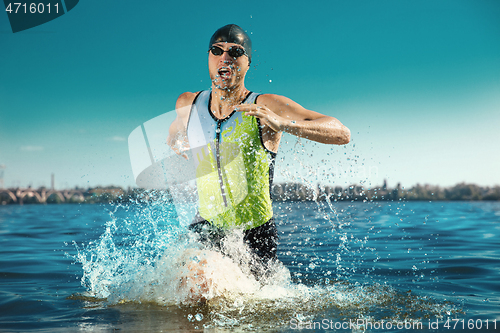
[218,67,232,80]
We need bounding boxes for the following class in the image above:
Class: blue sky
[1,0,499,190]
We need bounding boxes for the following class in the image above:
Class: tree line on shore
[1,181,499,205]
[271,182,500,202]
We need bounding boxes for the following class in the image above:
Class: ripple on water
[72,199,461,331]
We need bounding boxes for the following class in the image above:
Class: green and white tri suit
[186,90,276,231]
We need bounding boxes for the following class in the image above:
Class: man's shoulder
[176,91,200,109]
[258,93,283,101]
[257,93,297,108]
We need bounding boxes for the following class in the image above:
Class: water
[1,200,499,332]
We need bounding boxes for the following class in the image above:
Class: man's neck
[211,84,249,119]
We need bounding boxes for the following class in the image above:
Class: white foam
[75,199,459,330]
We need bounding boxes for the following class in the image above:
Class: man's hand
[167,131,190,160]
[234,103,285,132]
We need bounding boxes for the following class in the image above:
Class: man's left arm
[236,94,350,145]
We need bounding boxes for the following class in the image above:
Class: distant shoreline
[271,182,500,202]
[1,181,499,205]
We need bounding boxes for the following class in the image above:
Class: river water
[0,200,499,332]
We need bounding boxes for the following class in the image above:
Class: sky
[1,0,499,190]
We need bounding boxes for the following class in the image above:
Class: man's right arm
[167,92,197,156]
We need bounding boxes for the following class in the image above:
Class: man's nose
[220,51,233,62]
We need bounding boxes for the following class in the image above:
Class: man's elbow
[334,126,350,145]
[342,127,351,144]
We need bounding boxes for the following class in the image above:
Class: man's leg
[243,219,279,277]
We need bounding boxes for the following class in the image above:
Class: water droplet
[195,313,203,321]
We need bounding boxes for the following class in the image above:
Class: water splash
[74,195,291,305]
[72,138,461,330]
[70,194,460,331]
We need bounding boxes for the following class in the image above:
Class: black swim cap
[209,24,252,63]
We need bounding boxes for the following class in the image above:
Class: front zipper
[215,121,228,207]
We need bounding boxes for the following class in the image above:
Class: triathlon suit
[186,90,278,265]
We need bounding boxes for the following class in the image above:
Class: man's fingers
[234,104,265,111]
[234,104,269,118]
[233,103,282,132]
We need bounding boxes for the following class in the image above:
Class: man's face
[208,42,250,90]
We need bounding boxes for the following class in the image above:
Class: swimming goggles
[209,45,246,58]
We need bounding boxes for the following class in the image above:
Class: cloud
[20,145,44,152]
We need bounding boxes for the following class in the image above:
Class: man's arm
[167,92,196,158]
[236,94,351,145]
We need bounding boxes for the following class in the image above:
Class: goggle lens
[210,46,246,58]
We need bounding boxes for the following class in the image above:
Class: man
[168,24,350,275]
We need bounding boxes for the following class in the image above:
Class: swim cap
[209,24,252,63]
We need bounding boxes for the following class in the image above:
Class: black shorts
[188,218,279,264]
